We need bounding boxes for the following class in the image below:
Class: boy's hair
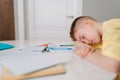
[70,16,97,41]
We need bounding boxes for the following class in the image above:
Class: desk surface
[0,40,117,80]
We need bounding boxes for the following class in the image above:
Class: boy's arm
[73,41,120,73]
[84,50,120,73]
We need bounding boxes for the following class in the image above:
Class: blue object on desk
[0,43,14,51]
[48,47,72,50]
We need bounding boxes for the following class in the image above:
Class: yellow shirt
[102,19,120,62]
[102,19,120,80]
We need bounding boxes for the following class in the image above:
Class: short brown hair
[70,16,97,41]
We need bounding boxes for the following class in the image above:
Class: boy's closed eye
[78,34,84,40]
[79,35,87,43]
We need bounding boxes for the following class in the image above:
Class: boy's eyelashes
[79,35,85,40]
[81,36,85,39]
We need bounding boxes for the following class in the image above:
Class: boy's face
[74,21,101,45]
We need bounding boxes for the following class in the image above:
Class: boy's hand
[73,41,95,58]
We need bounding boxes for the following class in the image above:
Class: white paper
[19,46,46,53]
[0,63,2,76]
[0,52,65,75]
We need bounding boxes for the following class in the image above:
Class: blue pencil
[48,47,72,50]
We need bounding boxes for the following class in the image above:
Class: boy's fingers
[73,47,80,55]
[89,48,95,53]
[73,47,88,58]
[82,47,95,58]
[80,47,85,58]
[83,48,90,58]
[74,47,84,58]
[73,46,95,58]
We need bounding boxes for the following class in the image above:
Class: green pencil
[60,44,74,46]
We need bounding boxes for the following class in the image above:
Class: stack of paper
[0,52,66,80]
[1,64,65,80]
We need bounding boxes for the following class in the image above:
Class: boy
[70,16,120,80]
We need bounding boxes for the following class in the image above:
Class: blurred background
[0,0,120,41]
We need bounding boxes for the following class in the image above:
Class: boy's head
[70,16,102,45]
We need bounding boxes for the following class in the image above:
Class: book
[1,64,65,80]
[0,51,66,79]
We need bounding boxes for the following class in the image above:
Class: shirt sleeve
[102,19,120,62]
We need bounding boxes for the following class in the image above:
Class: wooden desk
[0,40,117,80]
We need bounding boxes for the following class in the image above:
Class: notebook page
[0,53,65,75]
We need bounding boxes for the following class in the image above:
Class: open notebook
[1,64,65,80]
[0,51,65,75]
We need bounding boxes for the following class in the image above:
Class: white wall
[14,0,120,40]
[82,0,120,21]
[77,0,83,16]
[14,0,25,40]
[23,0,82,40]
[24,0,34,40]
